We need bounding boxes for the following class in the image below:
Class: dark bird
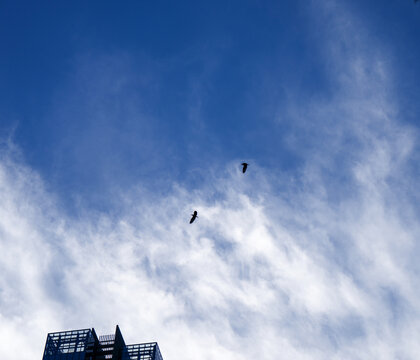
[241,162,248,173]
[190,210,198,224]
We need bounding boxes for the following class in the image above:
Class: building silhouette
[42,325,163,360]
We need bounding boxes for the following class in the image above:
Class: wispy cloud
[1,1,420,360]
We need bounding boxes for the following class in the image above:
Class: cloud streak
[1,1,420,360]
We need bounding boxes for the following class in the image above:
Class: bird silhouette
[241,162,248,173]
[190,210,198,224]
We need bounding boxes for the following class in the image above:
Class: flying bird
[241,162,248,173]
[190,210,198,224]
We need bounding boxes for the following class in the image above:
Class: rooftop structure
[42,325,163,360]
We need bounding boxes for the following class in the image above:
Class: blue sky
[1,1,420,359]
[2,0,418,211]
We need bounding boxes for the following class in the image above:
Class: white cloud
[1,2,420,360]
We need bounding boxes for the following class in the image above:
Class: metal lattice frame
[98,333,117,359]
[43,329,91,359]
[43,327,164,360]
[126,342,163,360]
